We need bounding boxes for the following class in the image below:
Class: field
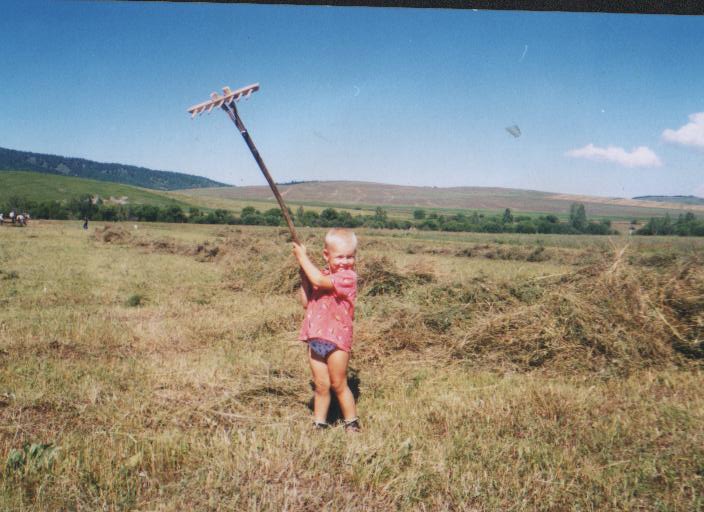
[5,171,704,229]
[0,171,197,209]
[1,221,703,510]
[181,181,704,220]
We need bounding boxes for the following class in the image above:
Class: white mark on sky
[519,45,528,62]
[353,85,360,97]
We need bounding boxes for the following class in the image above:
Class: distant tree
[295,206,305,223]
[32,200,69,220]
[374,207,388,222]
[413,209,426,220]
[138,205,160,222]
[213,208,235,224]
[239,206,261,225]
[320,208,338,221]
[263,208,283,226]
[67,194,98,220]
[158,205,187,223]
[301,210,320,226]
[480,221,504,233]
[99,205,119,221]
[336,211,360,228]
[4,195,29,213]
[515,220,537,233]
[636,214,673,236]
[545,214,559,224]
[585,220,613,235]
[419,219,438,230]
[502,208,514,224]
[569,203,587,232]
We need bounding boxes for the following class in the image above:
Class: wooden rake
[187,83,300,244]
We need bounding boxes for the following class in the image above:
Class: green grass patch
[0,170,197,208]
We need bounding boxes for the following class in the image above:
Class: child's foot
[343,417,361,433]
[313,421,330,430]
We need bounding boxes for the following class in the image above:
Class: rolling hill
[0,171,197,209]
[0,146,227,191]
[181,181,704,219]
[4,146,702,222]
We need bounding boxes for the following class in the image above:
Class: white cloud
[565,144,662,168]
[662,112,704,149]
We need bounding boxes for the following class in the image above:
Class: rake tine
[187,83,300,245]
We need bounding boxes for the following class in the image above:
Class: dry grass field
[1,221,703,511]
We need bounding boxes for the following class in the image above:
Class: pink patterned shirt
[299,268,357,352]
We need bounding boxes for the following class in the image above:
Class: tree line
[635,212,704,236]
[3,193,702,236]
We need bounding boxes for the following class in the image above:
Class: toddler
[292,228,360,432]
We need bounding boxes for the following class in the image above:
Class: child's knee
[314,378,331,394]
[330,378,348,394]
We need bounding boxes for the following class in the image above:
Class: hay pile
[95,226,223,262]
[210,234,704,374]
[356,248,703,374]
[93,225,132,244]
[219,233,303,294]
[94,226,702,374]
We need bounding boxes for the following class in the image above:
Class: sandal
[343,418,361,433]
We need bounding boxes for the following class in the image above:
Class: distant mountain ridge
[633,195,704,205]
[0,146,227,191]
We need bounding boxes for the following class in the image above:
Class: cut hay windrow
[356,246,703,374]
[94,226,703,375]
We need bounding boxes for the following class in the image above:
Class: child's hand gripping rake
[187,83,301,245]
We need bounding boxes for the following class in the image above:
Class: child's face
[323,239,356,272]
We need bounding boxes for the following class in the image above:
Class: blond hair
[324,228,357,251]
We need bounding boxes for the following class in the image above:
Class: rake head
[187,83,259,118]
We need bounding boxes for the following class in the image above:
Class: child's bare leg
[327,350,357,421]
[308,347,331,423]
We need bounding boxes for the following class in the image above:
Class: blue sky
[1,1,703,197]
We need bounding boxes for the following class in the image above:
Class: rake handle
[221,102,301,245]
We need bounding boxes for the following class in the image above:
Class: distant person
[9,210,15,224]
[17,214,25,226]
[0,213,4,224]
[292,228,360,432]
[83,217,89,230]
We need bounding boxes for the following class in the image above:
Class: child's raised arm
[292,243,334,290]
